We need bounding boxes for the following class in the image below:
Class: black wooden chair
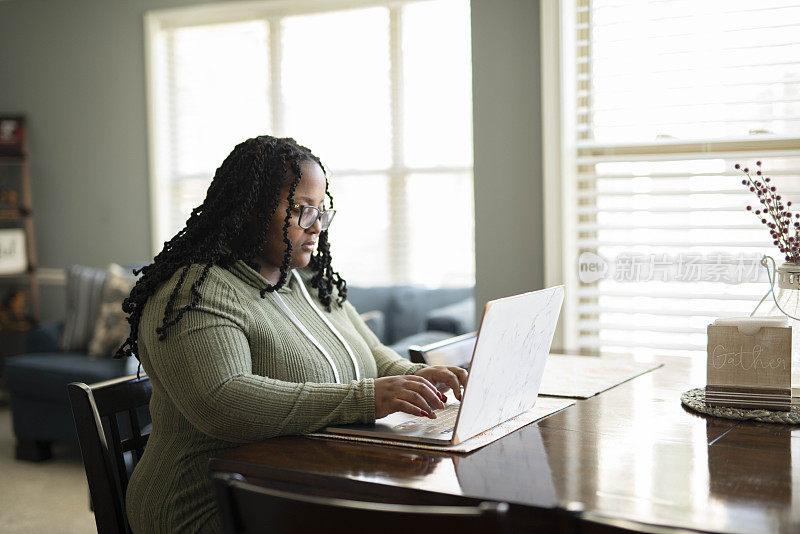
[68,374,152,534]
[212,472,510,534]
[409,332,477,368]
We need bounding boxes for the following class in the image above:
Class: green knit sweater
[125,261,425,533]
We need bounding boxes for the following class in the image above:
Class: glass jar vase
[753,260,800,391]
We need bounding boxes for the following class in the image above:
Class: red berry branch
[739,160,799,263]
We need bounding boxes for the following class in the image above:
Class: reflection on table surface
[454,425,557,506]
[212,355,800,534]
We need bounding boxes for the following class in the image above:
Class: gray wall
[0,0,229,320]
[472,0,544,313]
[0,0,545,321]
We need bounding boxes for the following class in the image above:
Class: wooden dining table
[209,354,800,533]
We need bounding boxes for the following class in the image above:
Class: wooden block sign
[706,325,791,411]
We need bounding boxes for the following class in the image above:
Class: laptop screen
[454,286,564,442]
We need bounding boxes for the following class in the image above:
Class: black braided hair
[116,135,347,361]
[309,171,347,309]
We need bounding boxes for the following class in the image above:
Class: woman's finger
[405,374,446,402]
[392,399,430,418]
[438,370,463,401]
[399,390,437,418]
[406,380,445,409]
[405,374,438,390]
[449,366,468,386]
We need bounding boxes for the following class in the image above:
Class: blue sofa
[4,284,474,460]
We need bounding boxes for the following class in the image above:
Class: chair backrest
[408,332,477,368]
[212,472,509,534]
[68,374,152,534]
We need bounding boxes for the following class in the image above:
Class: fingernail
[420,410,429,417]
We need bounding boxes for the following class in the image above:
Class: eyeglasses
[290,203,336,230]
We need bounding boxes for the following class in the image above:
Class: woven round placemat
[681,388,800,424]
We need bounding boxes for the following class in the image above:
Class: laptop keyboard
[393,403,460,435]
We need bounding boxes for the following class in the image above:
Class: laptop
[323,285,565,446]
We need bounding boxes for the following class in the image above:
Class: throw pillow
[58,265,108,352]
[425,298,475,335]
[87,264,136,359]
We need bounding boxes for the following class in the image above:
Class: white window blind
[566,0,800,357]
[146,0,473,288]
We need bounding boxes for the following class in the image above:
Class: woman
[120,135,468,533]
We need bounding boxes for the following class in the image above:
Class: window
[145,0,473,287]
[547,0,800,357]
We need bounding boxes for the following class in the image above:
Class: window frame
[541,0,800,355]
[144,0,474,286]
[541,0,578,350]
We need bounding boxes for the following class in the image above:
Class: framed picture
[0,229,27,274]
[0,116,25,156]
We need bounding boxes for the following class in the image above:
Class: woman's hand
[413,366,468,401]
[373,375,447,419]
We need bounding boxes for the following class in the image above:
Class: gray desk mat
[540,354,663,399]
